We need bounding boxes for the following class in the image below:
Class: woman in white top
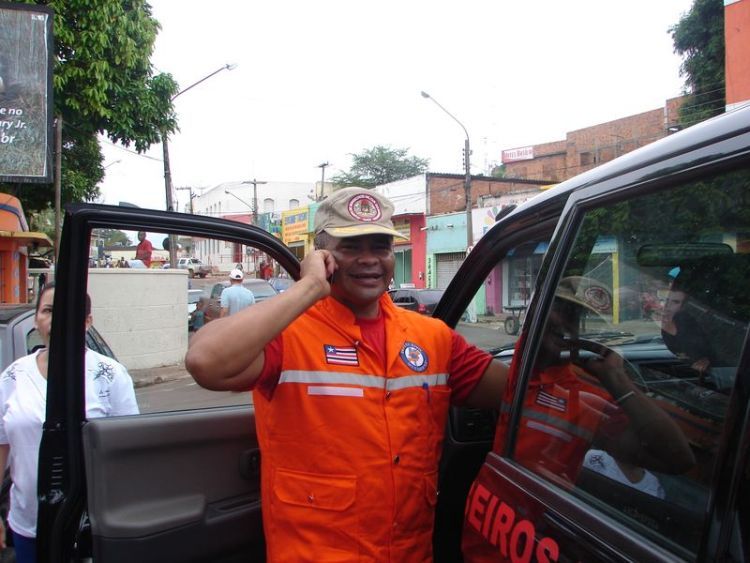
[0,283,139,562]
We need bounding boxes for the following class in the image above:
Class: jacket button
[307,494,315,504]
[393,455,400,464]
[385,391,392,400]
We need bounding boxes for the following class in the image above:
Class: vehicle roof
[216,279,277,293]
[0,304,33,324]
[389,288,444,294]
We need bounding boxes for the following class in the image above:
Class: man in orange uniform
[186,187,509,561]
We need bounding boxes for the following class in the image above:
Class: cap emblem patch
[348,194,382,223]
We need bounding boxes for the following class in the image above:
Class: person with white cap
[186,187,508,561]
[219,268,255,317]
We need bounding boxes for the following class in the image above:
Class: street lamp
[163,63,237,266]
[224,189,254,212]
[421,90,473,248]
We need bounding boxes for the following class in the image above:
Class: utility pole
[317,162,330,201]
[463,137,472,248]
[175,186,195,213]
[241,178,267,225]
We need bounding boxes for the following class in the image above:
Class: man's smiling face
[325,234,395,318]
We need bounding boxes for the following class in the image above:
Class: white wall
[374,174,427,215]
[88,269,189,370]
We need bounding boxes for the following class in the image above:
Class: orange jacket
[253,294,454,561]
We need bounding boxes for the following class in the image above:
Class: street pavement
[129,363,193,388]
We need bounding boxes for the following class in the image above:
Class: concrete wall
[88,269,189,370]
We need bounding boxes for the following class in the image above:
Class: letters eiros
[465,482,560,563]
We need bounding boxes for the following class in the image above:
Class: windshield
[245,283,277,299]
[419,290,444,304]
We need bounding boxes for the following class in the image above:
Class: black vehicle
[387,287,444,315]
[36,104,750,562]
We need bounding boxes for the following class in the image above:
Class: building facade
[501,98,683,181]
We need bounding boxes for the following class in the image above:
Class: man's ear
[85,315,93,331]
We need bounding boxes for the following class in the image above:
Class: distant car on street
[176,257,211,278]
[204,278,278,322]
[269,277,294,293]
[387,288,445,315]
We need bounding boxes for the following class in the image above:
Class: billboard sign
[501,146,534,163]
[0,2,54,183]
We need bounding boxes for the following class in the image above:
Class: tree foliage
[95,228,132,247]
[2,0,178,214]
[670,0,725,128]
[331,145,429,188]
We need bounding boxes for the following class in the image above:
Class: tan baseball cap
[314,187,407,239]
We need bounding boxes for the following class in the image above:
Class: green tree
[2,0,178,213]
[95,228,131,247]
[331,145,429,188]
[670,0,725,128]
[491,164,506,178]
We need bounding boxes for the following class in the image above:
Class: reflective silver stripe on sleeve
[522,408,596,443]
[280,370,449,391]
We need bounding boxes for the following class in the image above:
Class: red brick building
[426,173,550,216]
[501,97,684,182]
[726,0,750,111]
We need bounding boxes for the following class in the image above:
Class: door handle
[239,448,261,481]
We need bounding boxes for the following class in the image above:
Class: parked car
[35,105,750,563]
[0,304,116,371]
[387,288,444,315]
[176,257,211,278]
[268,276,294,293]
[203,278,278,322]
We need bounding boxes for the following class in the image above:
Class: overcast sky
[98,0,695,211]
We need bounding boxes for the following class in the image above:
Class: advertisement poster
[0,2,53,183]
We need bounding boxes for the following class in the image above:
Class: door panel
[455,154,750,560]
[82,408,264,562]
[39,205,300,563]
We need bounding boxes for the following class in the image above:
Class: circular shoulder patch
[348,193,382,223]
[400,342,429,372]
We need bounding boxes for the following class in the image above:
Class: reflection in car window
[511,169,750,557]
[455,237,549,352]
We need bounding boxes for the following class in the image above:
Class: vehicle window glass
[26,327,44,354]
[511,170,750,556]
[456,237,549,352]
[87,229,294,414]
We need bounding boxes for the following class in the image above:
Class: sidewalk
[129,363,192,388]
